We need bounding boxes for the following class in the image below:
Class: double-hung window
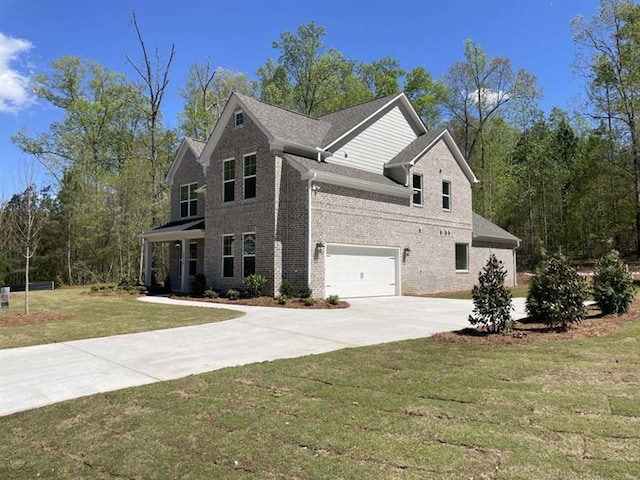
[223,159,235,203]
[222,235,234,278]
[243,233,256,277]
[243,154,257,199]
[234,111,244,127]
[180,183,197,217]
[412,174,422,206]
[442,181,451,210]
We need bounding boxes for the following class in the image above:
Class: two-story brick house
[141,92,519,297]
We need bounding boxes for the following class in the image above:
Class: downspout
[307,173,317,288]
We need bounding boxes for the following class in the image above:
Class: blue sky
[0,0,600,199]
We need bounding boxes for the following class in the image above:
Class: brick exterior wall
[169,148,206,222]
[470,242,517,288]
[309,139,510,297]
[204,112,279,295]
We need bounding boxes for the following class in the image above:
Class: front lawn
[0,288,242,349]
[1,310,638,479]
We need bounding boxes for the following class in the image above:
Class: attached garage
[324,244,399,298]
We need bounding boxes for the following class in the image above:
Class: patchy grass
[429,283,530,300]
[1,313,638,479]
[0,288,242,349]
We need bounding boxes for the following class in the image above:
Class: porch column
[144,240,153,286]
[180,239,189,293]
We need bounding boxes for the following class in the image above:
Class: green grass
[430,283,530,300]
[1,316,638,479]
[0,288,243,349]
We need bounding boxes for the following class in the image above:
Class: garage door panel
[325,245,398,298]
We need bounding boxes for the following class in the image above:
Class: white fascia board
[303,170,411,198]
[322,92,427,151]
[165,139,192,185]
[139,229,205,243]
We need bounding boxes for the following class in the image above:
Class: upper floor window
[223,159,235,203]
[244,153,257,199]
[222,234,234,278]
[243,233,256,277]
[412,174,422,206]
[442,180,451,210]
[234,111,244,127]
[180,183,198,218]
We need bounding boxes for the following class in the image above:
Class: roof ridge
[318,93,398,119]
[233,92,327,122]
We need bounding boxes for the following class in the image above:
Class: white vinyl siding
[328,105,419,174]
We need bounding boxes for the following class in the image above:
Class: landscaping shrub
[298,285,312,299]
[190,273,208,297]
[203,289,219,299]
[276,294,287,305]
[244,274,267,298]
[593,249,635,315]
[279,279,294,298]
[526,253,589,330]
[468,254,513,333]
[226,289,240,300]
[303,297,315,306]
[327,294,340,305]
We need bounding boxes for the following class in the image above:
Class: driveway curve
[0,296,527,416]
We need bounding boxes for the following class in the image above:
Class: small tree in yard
[526,253,589,330]
[469,254,513,333]
[593,250,635,315]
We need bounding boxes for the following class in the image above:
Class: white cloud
[468,88,509,109]
[0,32,33,113]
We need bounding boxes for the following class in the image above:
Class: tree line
[1,0,638,288]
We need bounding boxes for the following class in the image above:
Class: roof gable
[165,137,206,185]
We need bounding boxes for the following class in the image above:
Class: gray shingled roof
[234,93,331,147]
[142,217,205,236]
[285,153,407,189]
[472,213,519,246]
[319,95,397,146]
[386,128,447,167]
[185,137,206,157]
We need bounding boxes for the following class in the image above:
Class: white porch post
[180,239,189,293]
[144,240,153,286]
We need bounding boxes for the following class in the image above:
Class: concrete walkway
[0,296,528,416]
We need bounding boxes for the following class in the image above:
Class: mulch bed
[434,302,639,345]
[0,311,76,327]
[171,295,349,309]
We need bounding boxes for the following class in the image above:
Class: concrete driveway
[0,296,528,416]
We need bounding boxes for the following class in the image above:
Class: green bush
[244,273,267,298]
[203,289,219,299]
[468,254,513,333]
[298,285,313,299]
[593,249,635,315]
[303,297,315,306]
[279,279,294,298]
[526,253,589,330]
[275,294,287,305]
[327,294,340,305]
[190,273,208,297]
[226,289,240,300]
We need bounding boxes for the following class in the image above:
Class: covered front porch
[140,218,205,293]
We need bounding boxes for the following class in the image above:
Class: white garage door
[325,245,399,298]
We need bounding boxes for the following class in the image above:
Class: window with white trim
[412,174,422,206]
[234,111,244,127]
[223,159,235,203]
[180,183,198,218]
[243,233,256,277]
[455,243,469,271]
[222,235,234,278]
[442,180,451,210]
[243,153,257,199]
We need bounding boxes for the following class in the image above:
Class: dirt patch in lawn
[0,311,76,327]
[434,302,638,345]
[170,295,350,309]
